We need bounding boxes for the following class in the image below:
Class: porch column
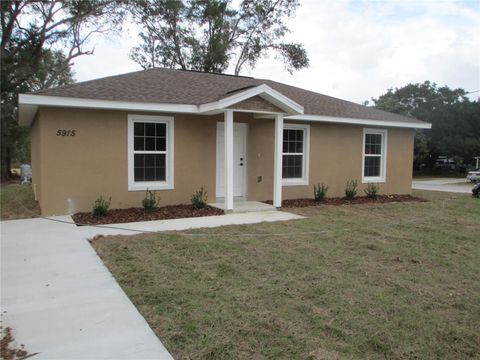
[224,110,234,211]
[273,113,283,207]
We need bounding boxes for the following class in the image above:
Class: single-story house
[18,68,431,215]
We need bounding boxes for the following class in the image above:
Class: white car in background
[466,169,480,183]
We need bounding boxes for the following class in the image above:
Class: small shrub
[142,189,160,212]
[345,180,358,200]
[364,183,379,200]
[314,183,328,202]
[191,187,208,209]
[92,196,111,217]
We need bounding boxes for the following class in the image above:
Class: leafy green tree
[129,0,309,75]
[371,81,480,170]
[1,0,126,180]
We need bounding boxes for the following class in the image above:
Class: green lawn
[0,184,40,220]
[92,190,480,359]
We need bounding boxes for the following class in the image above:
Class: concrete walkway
[76,210,302,238]
[1,210,302,359]
[1,216,173,360]
[412,178,474,194]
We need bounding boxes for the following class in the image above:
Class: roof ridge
[176,68,254,79]
[30,67,256,95]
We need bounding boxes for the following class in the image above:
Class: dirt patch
[72,204,224,225]
[264,194,425,208]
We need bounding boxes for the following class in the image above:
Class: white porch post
[273,113,284,207]
[224,110,234,211]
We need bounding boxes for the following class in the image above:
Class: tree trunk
[0,117,11,182]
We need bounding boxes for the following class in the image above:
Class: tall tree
[371,81,480,170]
[129,0,309,75]
[1,0,126,180]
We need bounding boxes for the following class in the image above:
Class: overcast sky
[72,0,480,104]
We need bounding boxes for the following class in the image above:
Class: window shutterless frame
[128,115,174,191]
[282,123,310,186]
[362,128,387,183]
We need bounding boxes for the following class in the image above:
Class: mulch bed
[264,194,426,208]
[72,204,224,225]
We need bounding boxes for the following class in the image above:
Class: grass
[0,184,40,220]
[92,190,480,359]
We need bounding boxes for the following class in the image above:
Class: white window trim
[128,114,174,191]
[282,123,310,186]
[362,128,387,183]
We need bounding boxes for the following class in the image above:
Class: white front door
[216,122,247,198]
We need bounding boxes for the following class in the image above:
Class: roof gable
[229,95,283,113]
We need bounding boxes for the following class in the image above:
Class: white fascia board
[285,114,432,129]
[198,84,304,115]
[18,86,304,126]
[18,94,198,126]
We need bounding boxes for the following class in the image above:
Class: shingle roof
[31,67,424,125]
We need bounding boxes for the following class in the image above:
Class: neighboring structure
[18,68,431,215]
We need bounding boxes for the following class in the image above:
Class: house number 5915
[56,129,76,136]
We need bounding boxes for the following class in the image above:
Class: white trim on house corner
[361,128,388,184]
[199,84,304,115]
[282,123,310,187]
[285,114,431,129]
[127,114,175,191]
[273,114,284,207]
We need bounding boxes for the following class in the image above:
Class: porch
[217,109,286,211]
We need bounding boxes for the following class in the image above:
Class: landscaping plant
[345,180,358,200]
[142,189,160,212]
[92,196,111,217]
[191,187,208,209]
[313,183,328,202]
[364,183,379,200]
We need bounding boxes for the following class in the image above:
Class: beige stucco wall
[246,120,414,201]
[34,107,220,215]
[31,107,414,215]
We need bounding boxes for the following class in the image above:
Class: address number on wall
[56,129,76,136]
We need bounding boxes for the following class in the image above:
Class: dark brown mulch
[72,204,224,225]
[264,194,426,208]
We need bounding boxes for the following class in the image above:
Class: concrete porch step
[209,200,276,213]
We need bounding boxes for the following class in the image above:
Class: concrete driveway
[1,210,302,359]
[1,216,173,360]
[412,178,474,194]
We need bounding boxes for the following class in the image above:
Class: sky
[72,0,480,104]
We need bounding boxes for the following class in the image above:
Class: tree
[129,0,309,75]
[371,81,480,170]
[1,0,126,180]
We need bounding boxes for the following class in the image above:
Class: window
[282,124,310,185]
[362,128,387,183]
[128,115,174,191]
